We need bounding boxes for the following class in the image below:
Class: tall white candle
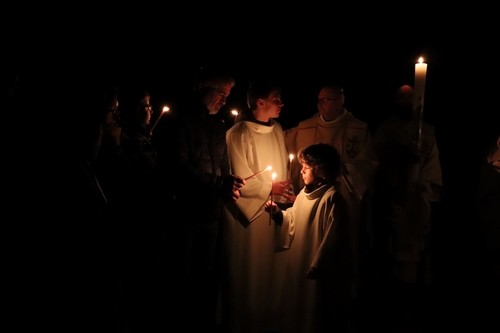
[414,57,427,150]
[414,57,427,108]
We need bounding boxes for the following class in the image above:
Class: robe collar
[304,183,334,200]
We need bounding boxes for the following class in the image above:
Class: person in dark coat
[152,64,246,331]
[14,66,127,332]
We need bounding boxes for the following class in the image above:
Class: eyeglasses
[272,98,284,106]
[317,98,338,104]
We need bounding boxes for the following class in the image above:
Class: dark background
[7,8,499,329]
[9,6,498,255]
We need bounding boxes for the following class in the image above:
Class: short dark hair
[322,84,344,95]
[193,64,235,92]
[118,86,150,128]
[298,143,341,183]
[246,79,281,110]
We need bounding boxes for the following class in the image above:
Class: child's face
[300,162,316,185]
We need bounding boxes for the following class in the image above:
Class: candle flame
[163,106,170,113]
[272,172,276,180]
[418,57,424,64]
[231,109,239,116]
[289,154,294,161]
[244,165,272,180]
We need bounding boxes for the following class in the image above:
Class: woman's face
[138,95,153,126]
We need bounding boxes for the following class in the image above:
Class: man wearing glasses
[152,65,245,332]
[284,84,378,304]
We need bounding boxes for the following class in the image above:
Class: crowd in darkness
[7,56,499,333]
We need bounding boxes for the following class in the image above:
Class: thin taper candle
[231,109,239,126]
[151,106,170,133]
[270,172,276,225]
[244,166,272,180]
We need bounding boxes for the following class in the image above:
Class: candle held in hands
[270,172,276,224]
[244,166,272,180]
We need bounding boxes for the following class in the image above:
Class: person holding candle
[151,64,245,332]
[222,78,292,333]
[15,67,128,331]
[112,85,174,331]
[368,84,443,314]
[265,143,354,333]
[118,87,157,175]
[91,85,132,213]
[284,83,378,301]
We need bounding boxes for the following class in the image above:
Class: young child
[265,142,354,333]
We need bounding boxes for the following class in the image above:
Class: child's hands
[264,200,279,216]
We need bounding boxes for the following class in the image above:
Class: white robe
[278,185,354,333]
[222,119,289,333]
[368,115,443,283]
[284,110,378,297]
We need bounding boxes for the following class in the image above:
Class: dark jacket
[153,95,230,217]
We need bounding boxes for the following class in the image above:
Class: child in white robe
[265,143,354,333]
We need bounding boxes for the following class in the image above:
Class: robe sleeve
[311,191,354,281]
[226,124,273,222]
[419,134,443,202]
[278,206,295,250]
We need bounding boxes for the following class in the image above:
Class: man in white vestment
[369,84,443,287]
[222,79,292,333]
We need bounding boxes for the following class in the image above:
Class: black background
[7,7,499,329]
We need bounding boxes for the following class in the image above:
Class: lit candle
[231,109,239,125]
[288,154,294,179]
[270,172,276,224]
[414,57,427,151]
[150,106,170,133]
[414,57,427,109]
[244,166,272,180]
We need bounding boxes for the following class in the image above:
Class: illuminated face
[317,87,343,121]
[204,83,233,114]
[104,96,119,125]
[300,162,316,186]
[138,95,153,126]
[262,90,284,120]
